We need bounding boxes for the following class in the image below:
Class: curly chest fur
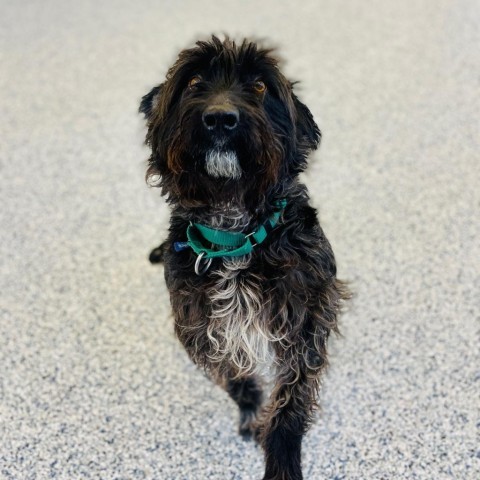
[168,199,341,380]
[205,254,279,378]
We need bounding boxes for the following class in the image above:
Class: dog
[139,36,348,480]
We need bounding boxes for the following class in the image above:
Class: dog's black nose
[202,105,239,131]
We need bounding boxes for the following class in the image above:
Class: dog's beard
[204,149,241,180]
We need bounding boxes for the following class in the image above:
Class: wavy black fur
[140,36,349,480]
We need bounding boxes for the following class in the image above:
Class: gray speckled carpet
[1,0,479,479]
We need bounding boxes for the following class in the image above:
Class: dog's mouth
[204,149,241,179]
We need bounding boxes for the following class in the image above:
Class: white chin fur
[205,150,241,179]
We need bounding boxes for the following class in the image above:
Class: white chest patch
[206,256,278,378]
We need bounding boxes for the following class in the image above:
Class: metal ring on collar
[194,252,212,276]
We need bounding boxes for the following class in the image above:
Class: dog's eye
[253,80,266,94]
[188,76,202,89]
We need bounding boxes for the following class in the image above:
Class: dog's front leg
[226,375,263,439]
[259,347,321,480]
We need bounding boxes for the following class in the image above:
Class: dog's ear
[139,84,164,119]
[292,93,321,151]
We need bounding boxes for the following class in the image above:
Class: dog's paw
[239,409,261,442]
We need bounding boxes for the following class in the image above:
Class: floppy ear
[139,84,163,119]
[292,93,321,151]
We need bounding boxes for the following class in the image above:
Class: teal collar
[175,199,287,275]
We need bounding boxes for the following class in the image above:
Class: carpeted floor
[1,1,479,479]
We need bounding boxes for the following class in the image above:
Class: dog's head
[140,36,320,208]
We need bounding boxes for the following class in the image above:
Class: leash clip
[194,252,212,276]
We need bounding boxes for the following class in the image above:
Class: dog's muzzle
[202,99,241,179]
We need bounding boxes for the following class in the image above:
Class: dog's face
[140,36,320,208]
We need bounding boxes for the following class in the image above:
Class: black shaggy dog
[140,36,348,480]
